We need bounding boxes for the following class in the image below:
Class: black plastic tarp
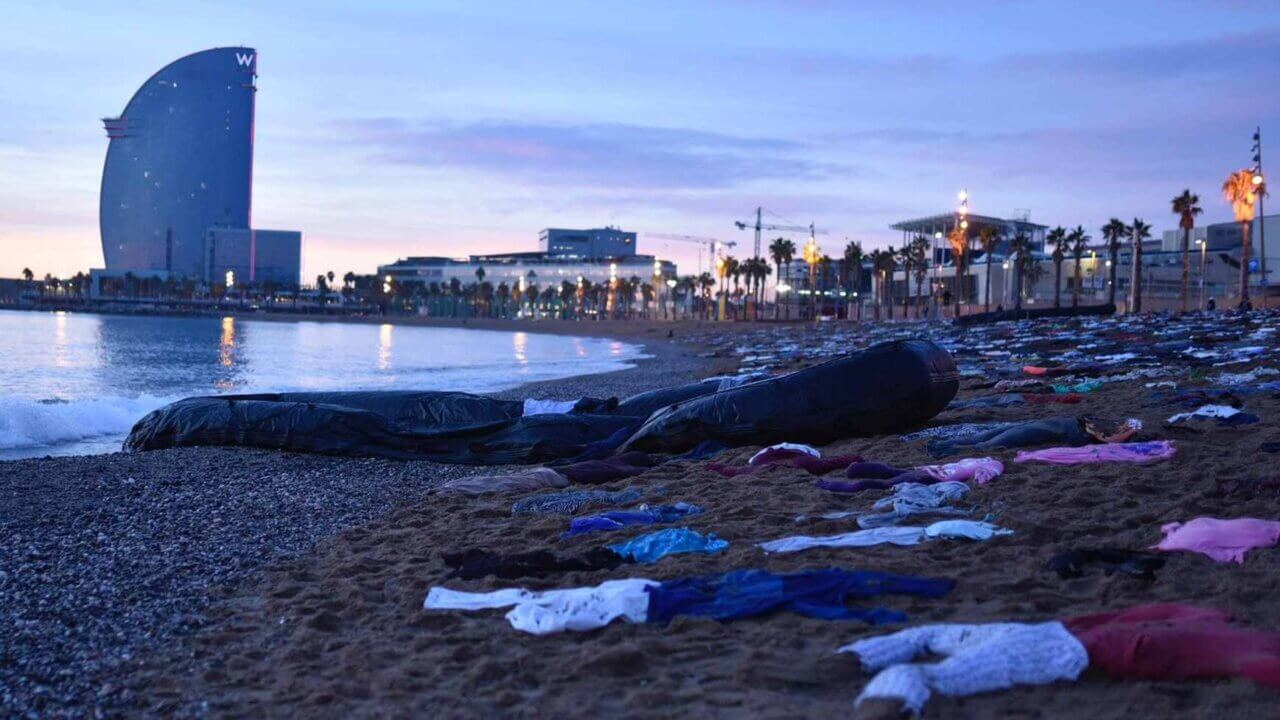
[126,340,958,463]
[124,392,642,464]
[954,303,1116,327]
[619,339,959,454]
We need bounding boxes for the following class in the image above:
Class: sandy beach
[0,321,728,718]
[5,316,1280,719]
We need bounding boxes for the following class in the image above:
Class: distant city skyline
[0,0,1277,281]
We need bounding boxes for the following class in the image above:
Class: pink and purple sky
[1,0,1276,280]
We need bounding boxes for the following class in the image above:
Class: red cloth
[706,454,862,478]
[1021,393,1083,405]
[1064,604,1280,689]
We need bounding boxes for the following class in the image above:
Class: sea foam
[0,395,173,451]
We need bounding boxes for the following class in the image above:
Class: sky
[1,0,1278,281]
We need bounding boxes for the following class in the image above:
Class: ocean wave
[0,395,174,451]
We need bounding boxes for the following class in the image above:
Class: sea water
[0,310,645,459]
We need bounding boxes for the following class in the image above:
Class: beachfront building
[870,212,1048,314]
[377,227,677,317]
[91,47,301,297]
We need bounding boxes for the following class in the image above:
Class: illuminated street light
[225,270,235,288]
[666,278,677,288]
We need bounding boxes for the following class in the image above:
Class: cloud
[335,119,851,190]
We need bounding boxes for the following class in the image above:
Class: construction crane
[734,207,828,260]
[644,233,737,275]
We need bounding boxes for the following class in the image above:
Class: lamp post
[1253,128,1266,306]
[955,189,970,318]
[803,234,820,322]
[714,255,726,321]
[1198,238,1207,310]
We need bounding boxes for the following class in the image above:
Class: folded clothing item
[556,451,657,485]
[1014,441,1175,465]
[563,502,703,537]
[1151,517,1280,563]
[511,488,642,516]
[707,454,863,478]
[840,621,1088,714]
[758,520,1013,554]
[607,528,728,564]
[435,467,569,495]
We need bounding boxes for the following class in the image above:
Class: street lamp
[803,235,820,321]
[1198,238,1208,310]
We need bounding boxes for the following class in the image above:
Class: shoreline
[0,331,729,718]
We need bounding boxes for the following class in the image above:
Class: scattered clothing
[511,488,642,516]
[1022,392,1084,405]
[1014,440,1175,465]
[839,621,1088,714]
[522,398,579,416]
[1215,367,1280,386]
[916,457,1004,484]
[858,481,970,529]
[1167,404,1258,425]
[1064,604,1280,689]
[443,547,624,580]
[435,467,568,496]
[424,578,657,635]
[900,422,1016,444]
[749,442,821,466]
[1053,380,1103,394]
[1046,548,1166,580]
[927,417,1091,457]
[645,568,954,625]
[1151,517,1280,563]
[607,528,728,564]
[425,568,953,634]
[556,451,656,485]
[563,502,703,537]
[707,453,863,478]
[758,520,1012,554]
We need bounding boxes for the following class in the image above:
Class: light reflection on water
[0,310,646,457]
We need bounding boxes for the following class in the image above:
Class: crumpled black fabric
[1046,548,1165,580]
[556,451,657,485]
[443,547,625,580]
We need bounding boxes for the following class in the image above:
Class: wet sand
[114,331,1280,718]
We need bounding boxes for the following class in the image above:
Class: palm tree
[871,247,896,320]
[1100,219,1126,307]
[768,237,795,320]
[1046,226,1067,308]
[843,240,864,320]
[1223,170,1268,306]
[1009,232,1034,310]
[908,236,929,318]
[1171,190,1203,313]
[978,226,1002,312]
[697,272,716,319]
[1068,225,1090,308]
[1128,218,1152,313]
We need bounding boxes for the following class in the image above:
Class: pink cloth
[1064,603,1280,688]
[916,457,1004,484]
[1151,517,1280,564]
[1013,441,1175,465]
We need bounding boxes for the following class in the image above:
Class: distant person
[995,304,1004,313]
[1206,298,1216,312]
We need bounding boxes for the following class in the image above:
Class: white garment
[857,482,971,529]
[748,442,821,465]
[1167,404,1242,424]
[1215,367,1280,386]
[924,520,1014,541]
[838,622,1089,713]
[759,526,926,553]
[759,520,1012,554]
[424,578,657,635]
[522,399,579,416]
